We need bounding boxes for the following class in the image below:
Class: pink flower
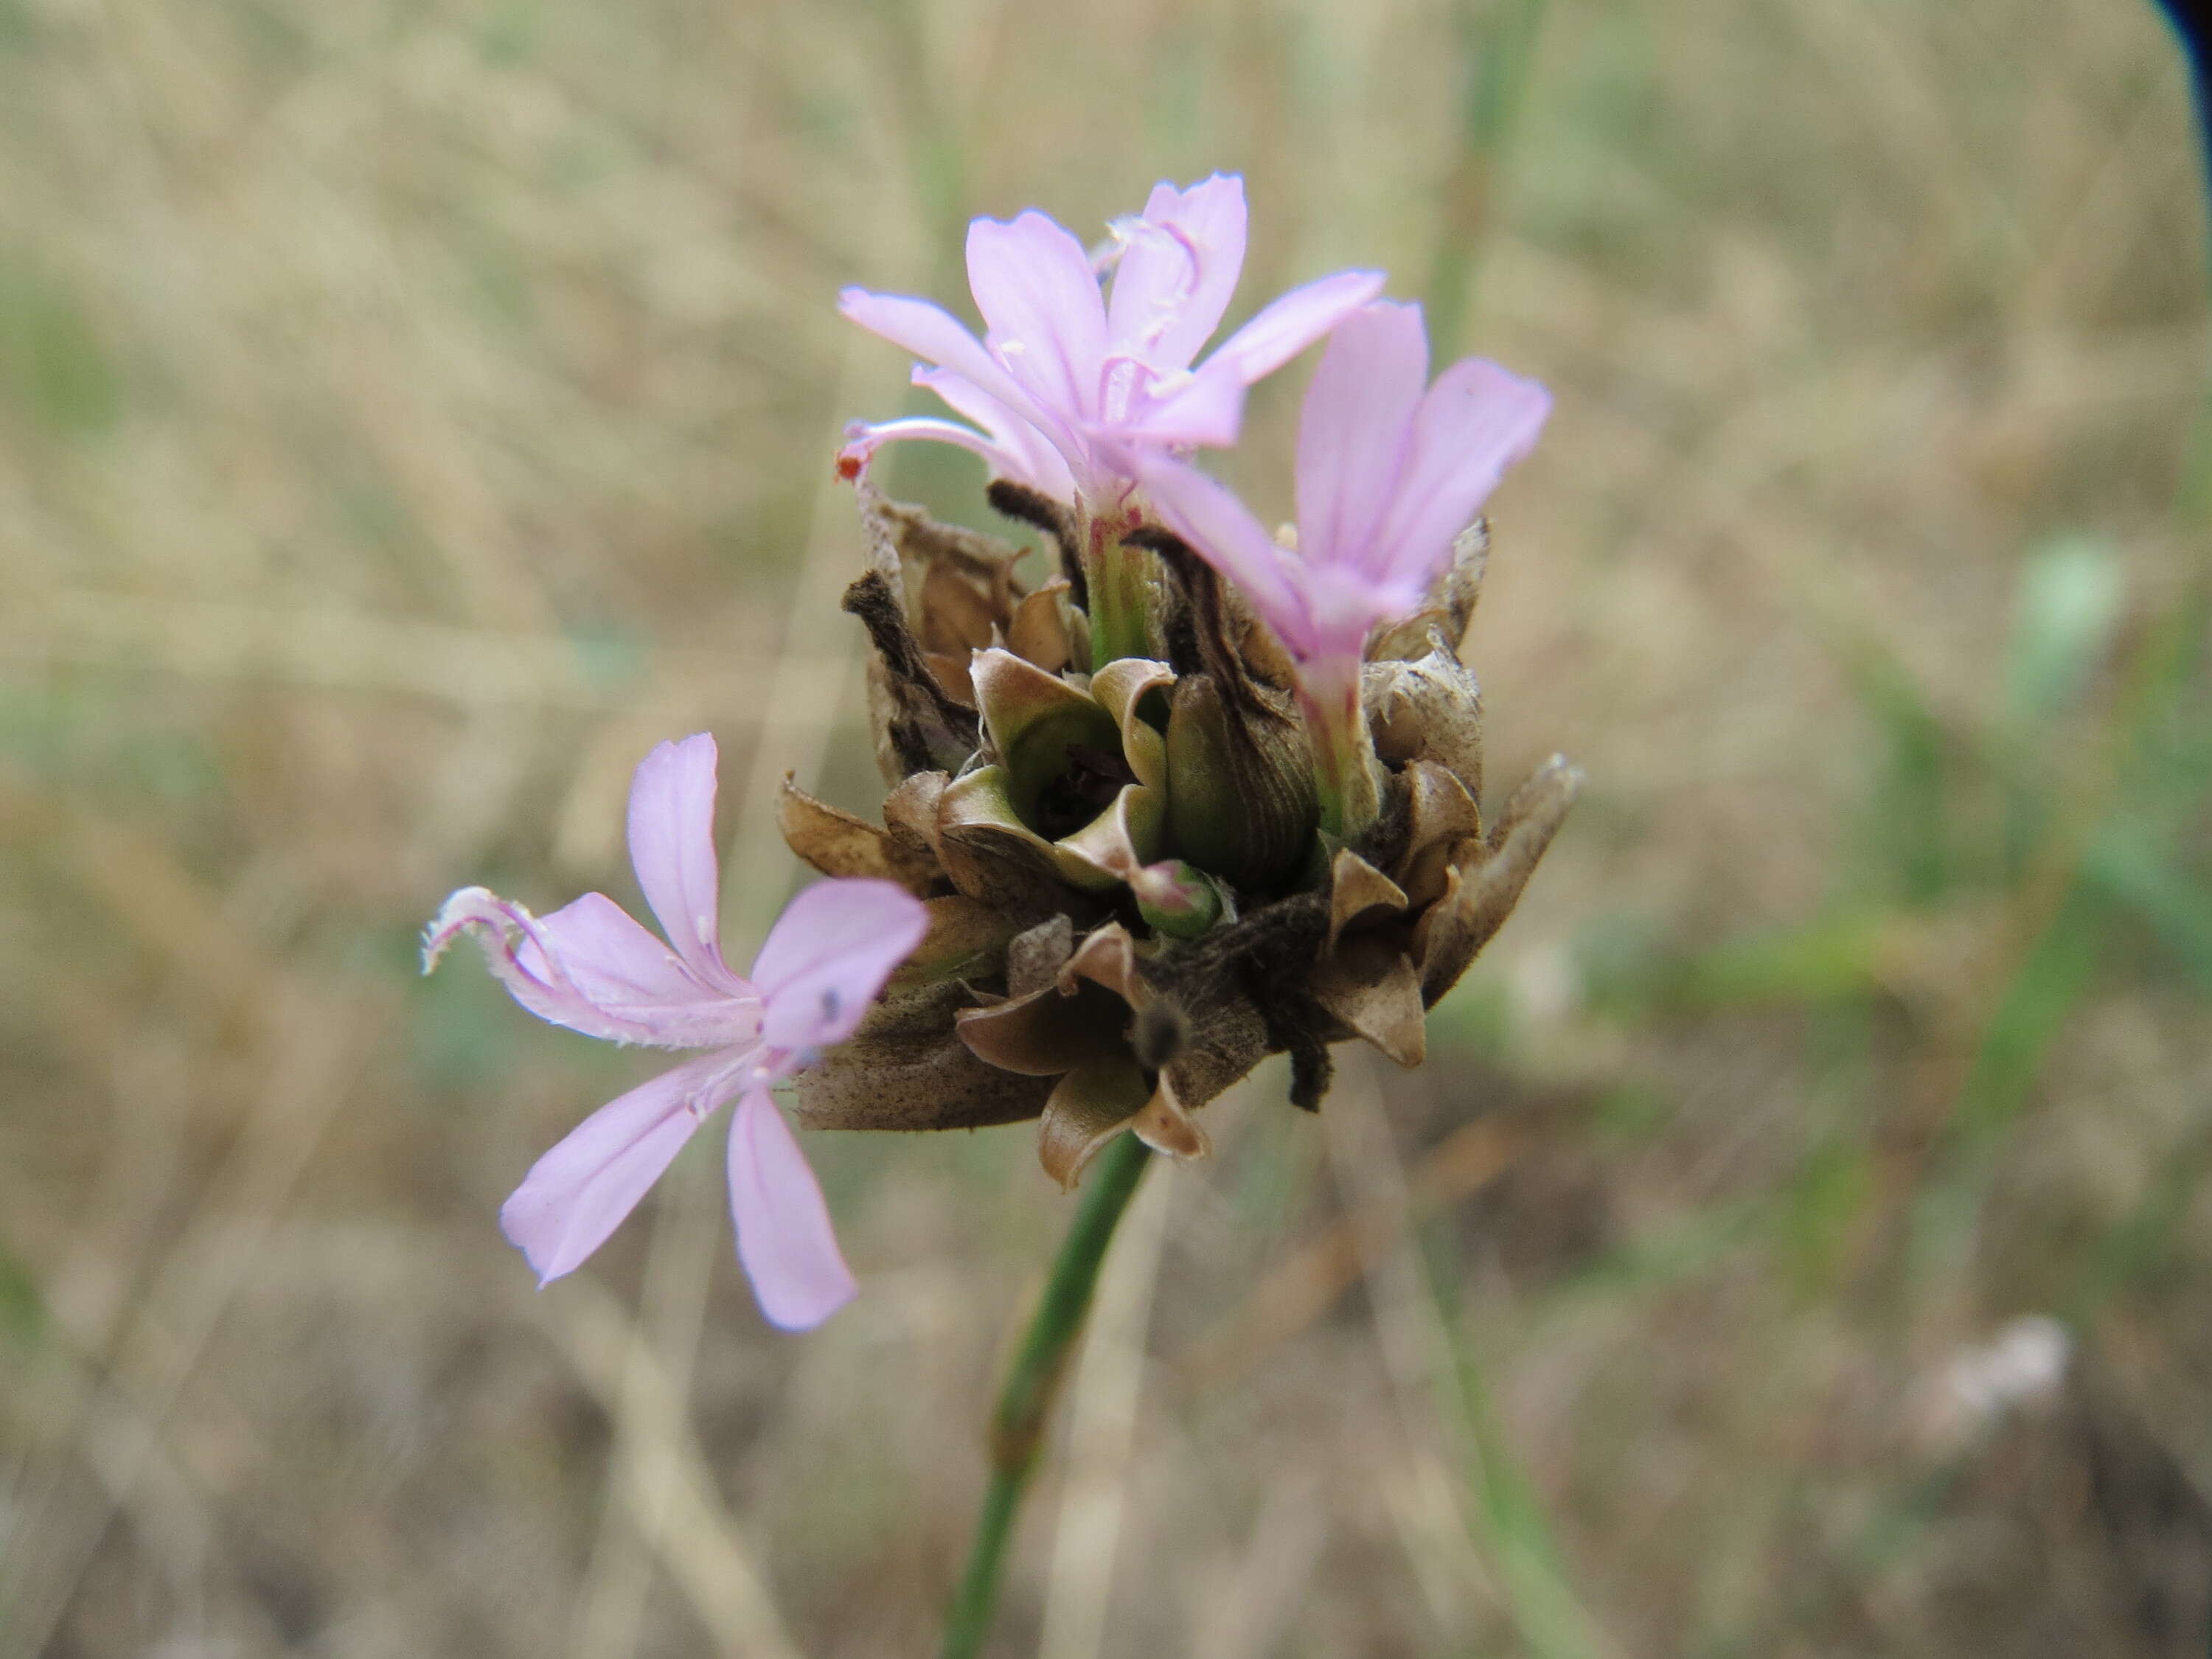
[838,174,1384,504]
[1135,300,1551,672]
[423,734,928,1329]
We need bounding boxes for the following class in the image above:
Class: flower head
[424,734,928,1329]
[838,174,1383,504]
[1136,300,1552,675]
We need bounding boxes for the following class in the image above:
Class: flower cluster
[428,173,1579,1329]
[804,175,1579,1175]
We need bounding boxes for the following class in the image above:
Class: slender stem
[1079,505,1155,667]
[1299,657,1381,844]
[938,1131,1152,1659]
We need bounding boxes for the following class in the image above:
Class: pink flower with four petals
[838,174,1384,504]
[423,734,927,1329]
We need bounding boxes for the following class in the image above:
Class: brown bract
[787,493,1579,1189]
[853,482,1078,715]
[956,918,1213,1189]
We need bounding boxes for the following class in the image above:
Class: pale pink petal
[1135,453,1316,659]
[915,367,1079,501]
[1200,268,1387,386]
[838,288,1069,448]
[500,1050,745,1284]
[838,416,1058,497]
[1294,302,1428,573]
[1107,174,1248,369]
[426,887,698,1047]
[525,892,760,1048]
[751,877,930,1053]
[626,734,735,987]
[1368,358,1552,590]
[965,211,1108,421]
[1300,560,1415,664]
[1124,355,1248,449]
[730,1097,858,1336]
[728,1088,857,1330]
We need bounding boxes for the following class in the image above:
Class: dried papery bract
[796,470,1578,1186]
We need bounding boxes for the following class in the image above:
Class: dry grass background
[2,0,2208,1655]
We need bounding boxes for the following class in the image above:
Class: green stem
[1300,659,1380,844]
[937,1131,1152,1659]
[1079,507,1155,667]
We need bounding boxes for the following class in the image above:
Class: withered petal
[776,776,941,897]
[1394,759,1483,911]
[1005,580,1075,675]
[1364,635,1484,797]
[1129,1069,1211,1163]
[925,653,978,707]
[1053,784,1166,888]
[1311,937,1427,1067]
[1006,913,1074,998]
[1060,921,1142,1006]
[884,769,949,844]
[892,894,1023,986]
[1326,849,1411,955]
[860,488,1029,619]
[1037,1057,1152,1189]
[793,979,1055,1132]
[1416,753,1583,1006]
[920,559,1003,657]
[956,975,1129,1077]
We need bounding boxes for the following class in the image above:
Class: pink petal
[1299,560,1413,666]
[965,210,1108,422]
[915,367,1079,501]
[627,734,737,987]
[1125,355,1248,449]
[500,1050,745,1284]
[728,1088,857,1330]
[838,415,1051,496]
[1135,453,1316,659]
[1107,174,1248,370]
[1368,357,1552,591]
[426,886,705,1048]
[1200,267,1387,386]
[751,877,930,1053]
[1294,302,1427,572]
[838,288,1071,452]
[526,892,761,1048]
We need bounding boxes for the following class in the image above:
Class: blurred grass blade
[2003,535,2125,726]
